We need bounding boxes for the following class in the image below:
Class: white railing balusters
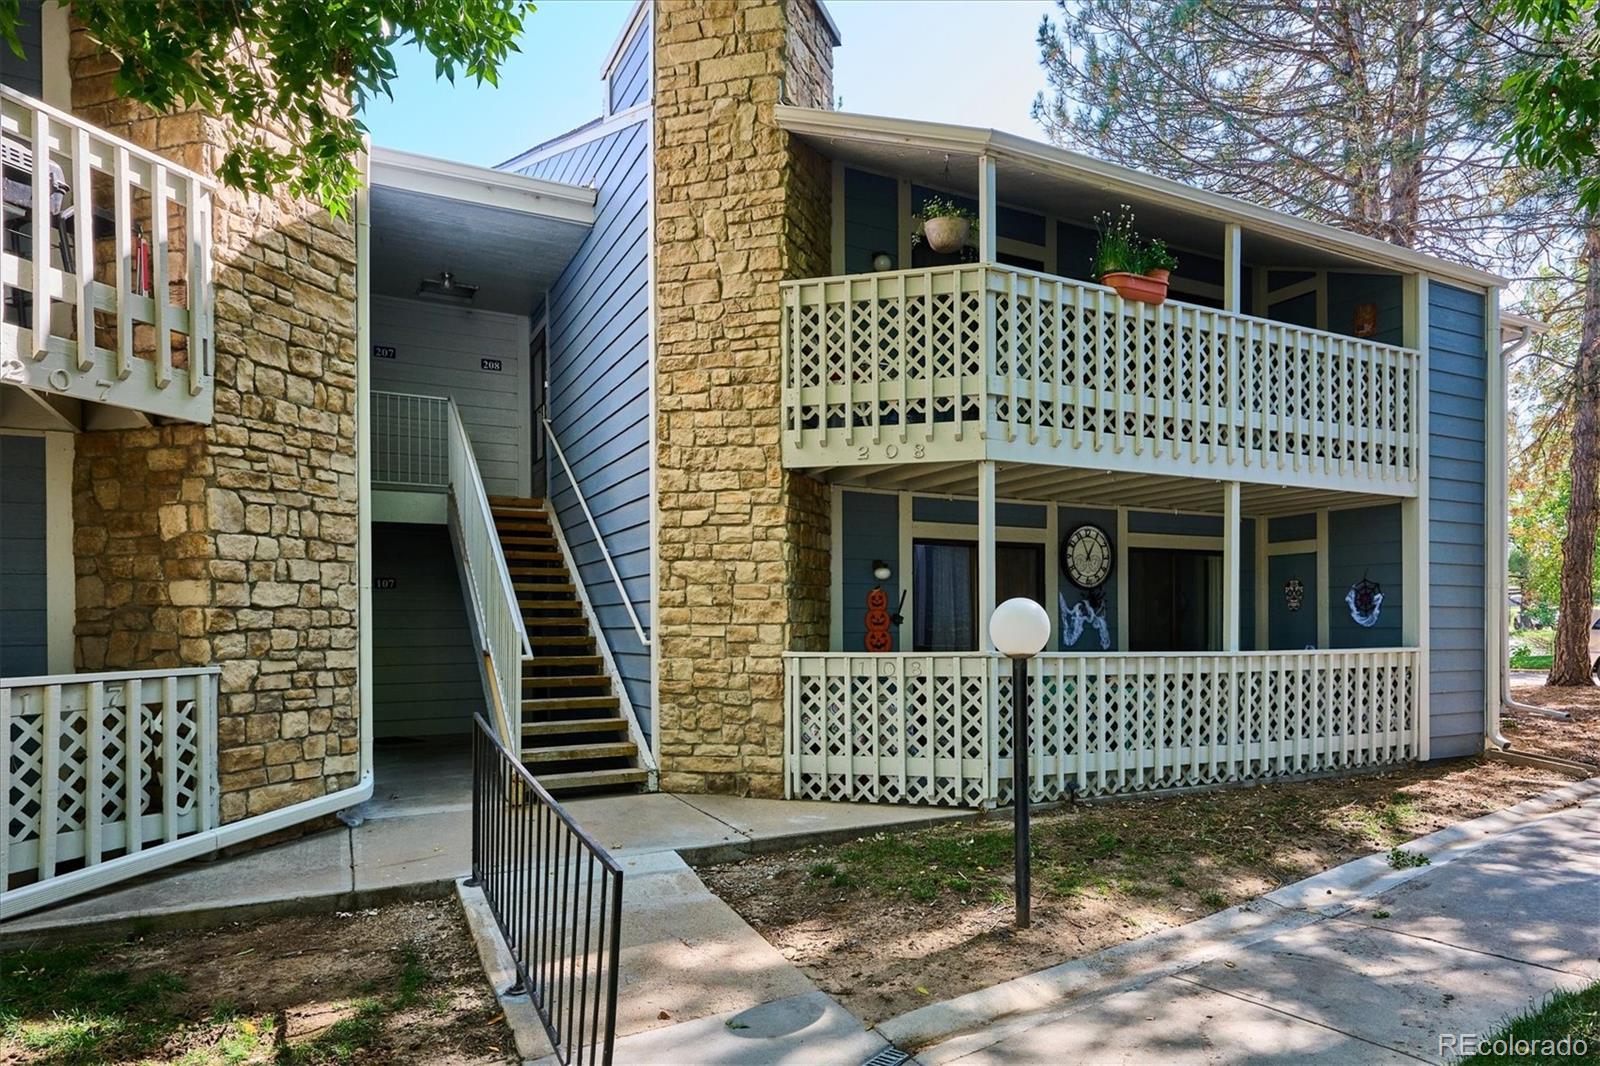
[780,264,1420,487]
[2,668,220,902]
[371,390,450,489]
[785,649,1420,807]
[0,85,213,421]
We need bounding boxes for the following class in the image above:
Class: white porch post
[978,460,997,650]
[1402,272,1432,761]
[1223,481,1242,650]
[978,155,997,264]
[1223,223,1243,314]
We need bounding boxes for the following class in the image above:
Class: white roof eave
[371,145,597,227]
[775,106,1506,291]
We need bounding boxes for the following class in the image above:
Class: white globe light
[991,597,1050,658]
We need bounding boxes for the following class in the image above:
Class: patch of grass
[1387,846,1431,869]
[0,944,187,1065]
[1464,981,1600,1064]
[1372,909,1391,919]
[808,861,836,879]
[1198,889,1228,908]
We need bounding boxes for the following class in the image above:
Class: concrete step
[533,767,649,793]
[521,741,637,764]
[523,695,620,714]
[522,716,630,738]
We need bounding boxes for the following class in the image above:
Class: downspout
[352,142,377,791]
[1490,324,1569,753]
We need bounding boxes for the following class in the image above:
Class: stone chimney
[653,0,838,795]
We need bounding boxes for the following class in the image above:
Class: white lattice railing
[372,389,449,488]
[785,649,1419,807]
[2,668,219,901]
[0,85,214,423]
[781,265,1420,487]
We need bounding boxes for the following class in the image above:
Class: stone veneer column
[653,0,835,795]
[68,29,361,821]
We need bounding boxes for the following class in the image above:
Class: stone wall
[69,30,361,821]
[653,0,835,795]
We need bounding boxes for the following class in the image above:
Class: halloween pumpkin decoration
[864,586,894,652]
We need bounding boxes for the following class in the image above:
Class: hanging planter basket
[922,216,971,254]
[1100,271,1170,305]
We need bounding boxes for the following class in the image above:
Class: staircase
[490,495,648,794]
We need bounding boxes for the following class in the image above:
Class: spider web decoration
[1346,576,1384,628]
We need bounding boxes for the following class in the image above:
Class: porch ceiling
[369,147,596,315]
[806,460,1406,518]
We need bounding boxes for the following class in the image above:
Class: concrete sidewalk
[907,789,1600,1065]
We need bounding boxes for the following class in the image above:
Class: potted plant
[913,195,979,255]
[1092,205,1179,304]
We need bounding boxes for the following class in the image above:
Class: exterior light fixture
[990,596,1050,929]
[871,559,893,581]
[417,271,478,302]
[870,251,895,272]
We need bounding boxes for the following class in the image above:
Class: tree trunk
[1548,219,1600,685]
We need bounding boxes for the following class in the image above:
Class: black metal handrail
[470,715,623,1066]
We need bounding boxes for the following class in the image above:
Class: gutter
[1489,322,1570,756]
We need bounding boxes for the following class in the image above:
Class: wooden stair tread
[514,583,576,594]
[523,675,610,690]
[529,635,596,646]
[489,495,545,507]
[523,695,620,712]
[524,655,603,669]
[522,717,629,737]
[533,767,648,792]
[521,741,637,763]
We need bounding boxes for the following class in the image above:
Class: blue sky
[362,0,1057,167]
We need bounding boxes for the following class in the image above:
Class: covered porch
[787,463,1425,807]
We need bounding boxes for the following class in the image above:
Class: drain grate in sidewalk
[860,1048,912,1066]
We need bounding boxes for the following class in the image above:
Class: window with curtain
[912,540,1044,651]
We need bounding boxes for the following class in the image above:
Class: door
[1129,548,1221,652]
[1267,552,1318,649]
[529,326,547,498]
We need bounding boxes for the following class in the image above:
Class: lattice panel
[5,673,215,880]
[790,652,1419,809]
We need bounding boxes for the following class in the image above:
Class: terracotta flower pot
[1146,268,1171,284]
[1100,271,1170,305]
[922,216,971,254]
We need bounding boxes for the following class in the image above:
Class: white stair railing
[371,390,449,488]
[446,397,531,749]
[2,667,220,915]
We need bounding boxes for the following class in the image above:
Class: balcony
[0,85,213,426]
[780,264,1420,495]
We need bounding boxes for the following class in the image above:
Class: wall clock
[1062,523,1113,590]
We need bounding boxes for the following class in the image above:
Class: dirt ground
[1505,680,1600,767]
[0,896,515,1065]
[702,751,1586,1023]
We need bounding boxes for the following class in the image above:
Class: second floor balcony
[781,262,1420,494]
[0,85,213,427]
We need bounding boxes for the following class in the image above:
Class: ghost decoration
[1346,576,1384,628]
[1059,591,1112,651]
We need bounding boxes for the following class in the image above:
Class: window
[912,539,1044,652]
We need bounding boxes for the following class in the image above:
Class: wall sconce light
[872,559,893,581]
[870,251,895,272]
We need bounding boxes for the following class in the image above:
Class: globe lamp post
[990,596,1050,928]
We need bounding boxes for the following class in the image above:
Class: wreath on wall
[1346,575,1384,628]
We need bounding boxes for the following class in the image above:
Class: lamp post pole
[990,596,1048,932]
[1012,653,1031,929]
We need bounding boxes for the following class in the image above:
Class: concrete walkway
[904,787,1600,1065]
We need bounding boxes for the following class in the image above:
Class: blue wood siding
[608,11,651,113]
[1267,552,1318,649]
[515,115,653,734]
[1268,513,1315,542]
[1328,503,1403,649]
[1329,273,1403,345]
[0,1,42,97]
[1428,283,1488,758]
[373,523,483,737]
[841,491,900,652]
[1128,511,1222,537]
[1240,518,1256,649]
[0,434,47,676]
[843,168,897,273]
